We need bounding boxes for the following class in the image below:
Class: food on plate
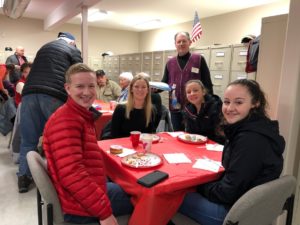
[125,154,151,167]
[122,153,162,168]
[178,134,207,144]
[185,134,192,141]
[109,145,123,154]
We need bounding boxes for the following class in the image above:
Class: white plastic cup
[141,134,152,153]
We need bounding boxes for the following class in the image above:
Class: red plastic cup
[110,101,117,110]
[130,131,141,149]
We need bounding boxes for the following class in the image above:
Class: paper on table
[163,153,192,163]
[166,132,185,138]
[99,110,113,113]
[205,143,224,152]
[193,158,221,172]
[118,148,136,157]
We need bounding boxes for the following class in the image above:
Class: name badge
[191,67,199,73]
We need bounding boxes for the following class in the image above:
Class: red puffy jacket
[43,97,112,220]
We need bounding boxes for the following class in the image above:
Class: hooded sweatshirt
[183,94,224,144]
[198,114,285,206]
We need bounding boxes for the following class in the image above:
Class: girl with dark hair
[183,79,224,143]
[179,79,285,225]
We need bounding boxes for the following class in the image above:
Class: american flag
[191,11,202,43]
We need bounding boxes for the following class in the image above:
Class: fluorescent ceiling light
[135,19,161,30]
[88,10,109,22]
[0,0,4,8]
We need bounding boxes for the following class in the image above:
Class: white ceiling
[3,0,289,32]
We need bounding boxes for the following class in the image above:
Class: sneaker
[18,175,32,193]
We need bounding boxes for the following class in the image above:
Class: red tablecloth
[98,133,224,225]
[93,100,113,139]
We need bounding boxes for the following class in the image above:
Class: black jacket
[198,114,285,206]
[183,94,224,144]
[111,104,157,138]
[22,39,82,102]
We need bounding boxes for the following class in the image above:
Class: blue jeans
[179,192,230,225]
[64,182,133,224]
[170,111,184,131]
[18,94,63,177]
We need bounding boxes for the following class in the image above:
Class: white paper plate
[121,152,162,168]
[177,134,207,144]
[140,134,160,143]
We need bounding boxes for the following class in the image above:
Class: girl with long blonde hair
[111,73,157,138]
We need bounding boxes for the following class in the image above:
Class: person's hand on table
[100,215,119,225]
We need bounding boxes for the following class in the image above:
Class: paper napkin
[163,153,192,163]
[193,158,221,172]
[205,143,224,152]
[118,148,136,157]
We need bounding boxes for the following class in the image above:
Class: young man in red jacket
[43,63,133,225]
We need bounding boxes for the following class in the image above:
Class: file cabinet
[192,46,211,67]
[209,45,232,98]
[230,44,256,82]
[142,52,153,75]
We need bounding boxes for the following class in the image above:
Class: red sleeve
[0,65,7,90]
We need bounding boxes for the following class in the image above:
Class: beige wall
[0,0,289,62]
[256,14,288,119]
[0,16,140,63]
[138,0,289,52]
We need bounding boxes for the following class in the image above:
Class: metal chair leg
[47,204,53,225]
[284,195,295,225]
[37,189,43,225]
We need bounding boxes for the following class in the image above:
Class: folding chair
[223,175,296,225]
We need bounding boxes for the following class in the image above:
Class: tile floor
[0,133,36,225]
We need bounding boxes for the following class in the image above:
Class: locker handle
[237,61,246,64]
[212,84,222,86]
[215,61,224,64]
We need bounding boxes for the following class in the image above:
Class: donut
[110,145,123,154]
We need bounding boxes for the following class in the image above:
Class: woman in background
[183,79,224,143]
[111,73,157,138]
[117,72,133,102]
[179,79,285,225]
